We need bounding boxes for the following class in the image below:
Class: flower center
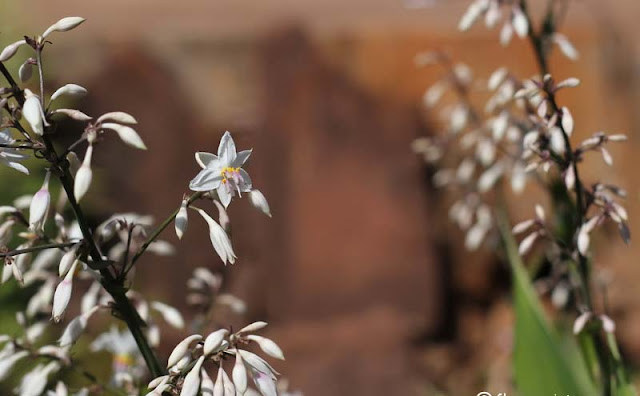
[220,166,245,196]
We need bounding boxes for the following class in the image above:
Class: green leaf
[498,212,597,396]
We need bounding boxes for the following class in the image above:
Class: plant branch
[0,242,75,258]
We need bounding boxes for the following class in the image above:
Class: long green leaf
[498,212,597,396]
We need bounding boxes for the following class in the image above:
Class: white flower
[189,131,253,208]
[52,258,79,322]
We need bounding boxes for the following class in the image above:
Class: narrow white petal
[101,122,146,150]
[246,335,284,360]
[150,301,185,329]
[96,111,137,125]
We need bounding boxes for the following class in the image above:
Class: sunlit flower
[189,131,253,207]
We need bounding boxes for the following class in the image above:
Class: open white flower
[189,131,253,208]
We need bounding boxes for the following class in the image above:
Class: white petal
[553,33,579,61]
[512,6,529,38]
[195,152,220,169]
[51,108,92,121]
[189,168,223,192]
[500,22,514,46]
[249,367,278,396]
[101,122,146,150]
[518,232,539,255]
[573,312,592,334]
[29,172,51,229]
[232,149,252,168]
[194,208,236,264]
[561,107,574,136]
[217,131,237,164]
[216,184,232,208]
[42,17,86,38]
[58,305,100,347]
[0,350,28,381]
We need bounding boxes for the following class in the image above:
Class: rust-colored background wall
[4,0,640,394]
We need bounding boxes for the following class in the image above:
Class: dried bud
[42,17,86,38]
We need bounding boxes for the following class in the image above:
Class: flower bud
[58,305,100,347]
[66,151,81,176]
[180,356,205,396]
[52,259,79,322]
[150,301,184,329]
[23,89,45,135]
[194,207,236,265]
[74,145,93,202]
[18,60,33,82]
[51,108,92,121]
[0,351,29,381]
[238,321,268,334]
[101,122,147,150]
[29,172,51,230]
[214,366,225,396]
[233,349,248,394]
[42,17,86,38]
[59,244,79,277]
[246,335,284,360]
[175,199,188,240]
[96,111,137,125]
[50,84,88,103]
[249,190,272,217]
[203,329,229,356]
[167,334,202,368]
[0,40,26,62]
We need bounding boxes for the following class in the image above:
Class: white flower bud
[58,305,100,347]
[238,321,268,334]
[488,67,508,91]
[553,33,579,61]
[203,329,229,356]
[175,199,188,240]
[59,244,79,277]
[150,301,184,329]
[51,108,92,121]
[194,207,236,265]
[500,22,514,47]
[180,356,204,396]
[573,312,592,334]
[29,172,51,230]
[556,77,581,89]
[246,335,285,360]
[561,107,574,136]
[52,259,79,322]
[96,111,138,125]
[148,375,170,390]
[238,350,279,379]
[214,367,225,396]
[250,367,278,396]
[512,6,529,38]
[19,60,33,82]
[50,84,88,103]
[549,127,566,154]
[0,350,28,381]
[74,145,93,202]
[100,122,147,150]
[518,232,539,255]
[233,349,248,394]
[23,89,45,135]
[512,219,535,235]
[249,190,272,217]
[42,17,86,38]
[600,315,616,334]
[458,0,489,31]
[167,334,202,368]
[0,40,26,62]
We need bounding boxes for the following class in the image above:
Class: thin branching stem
[0,242,75,258]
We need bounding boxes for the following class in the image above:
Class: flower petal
[217,131,237,164]
[217,184,232,208]
[232,149,252,168]
[190,168,223,192]
[195,152,220,169]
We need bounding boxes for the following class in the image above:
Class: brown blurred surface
[6,1,640,395]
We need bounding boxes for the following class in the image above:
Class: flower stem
[0,242,76,258]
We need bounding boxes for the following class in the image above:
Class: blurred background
[2,0,640,394]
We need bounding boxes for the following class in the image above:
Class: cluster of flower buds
[147,322,284,396]
[458,0,529,45]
